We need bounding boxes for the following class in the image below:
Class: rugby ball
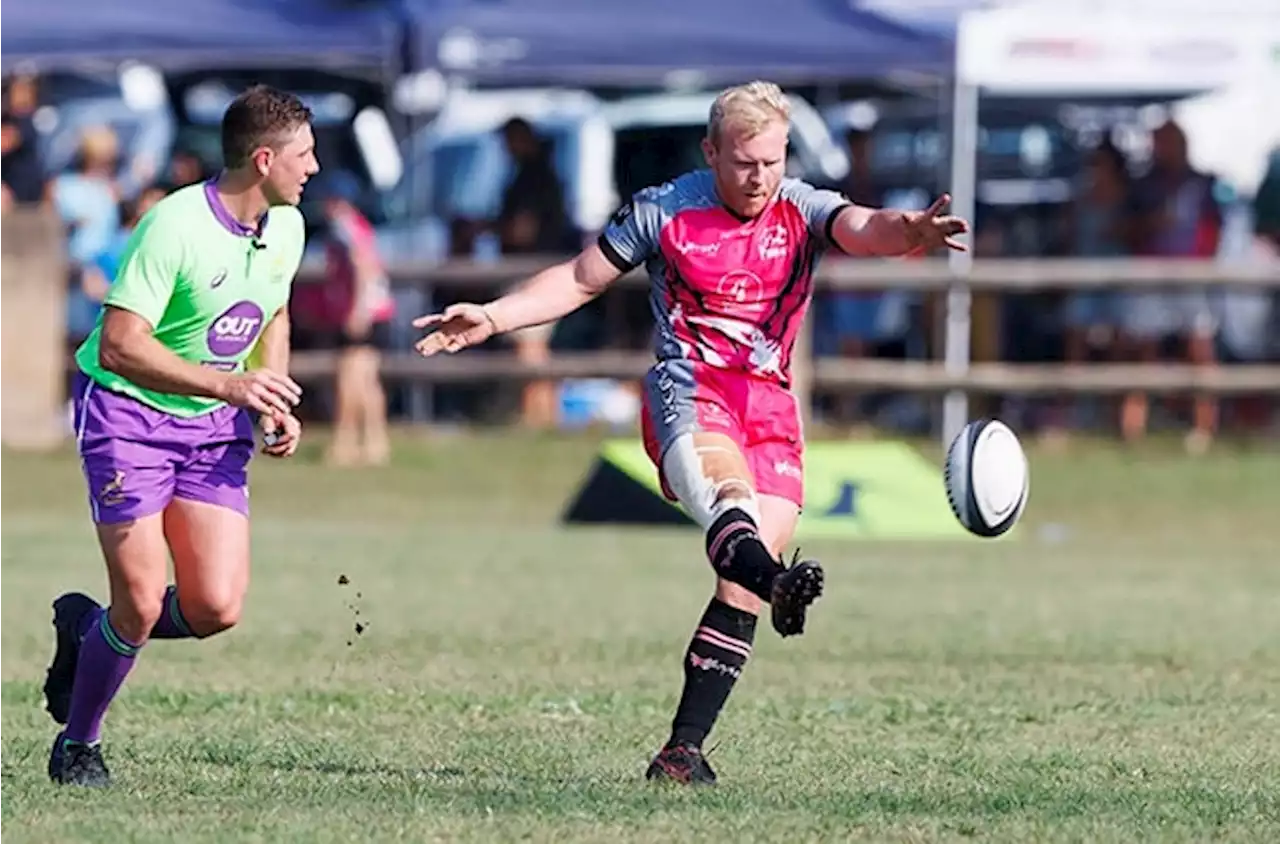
[944,419,1029,537]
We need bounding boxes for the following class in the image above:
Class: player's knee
[182,593,243,638]
[661,434,760,529]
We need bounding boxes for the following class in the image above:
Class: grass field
[3,431,1280,842]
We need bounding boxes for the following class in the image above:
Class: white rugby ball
[944,419,1030,537]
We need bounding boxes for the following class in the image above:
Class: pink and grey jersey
[598,170,850,386]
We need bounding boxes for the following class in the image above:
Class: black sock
[705,508,785,602]
[670,598,758,748]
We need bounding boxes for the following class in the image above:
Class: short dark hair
[502,117,536,140]
[1090,138,1129,178]
[220,84,312,168]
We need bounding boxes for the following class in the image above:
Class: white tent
[941,0,1280,443]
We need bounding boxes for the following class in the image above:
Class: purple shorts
[72,373,254,524]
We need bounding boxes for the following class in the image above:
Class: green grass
[3,432,1280,842]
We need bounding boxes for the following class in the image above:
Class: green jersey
[76,182,307,417]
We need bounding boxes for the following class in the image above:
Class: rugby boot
[43,592,101,724]
[770,550,824,637]
[645,741,718,786]
[48,733,111,788]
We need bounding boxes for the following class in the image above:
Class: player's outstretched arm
[831,193,970,258]
[99,306,301,417]
[413,243,623,356]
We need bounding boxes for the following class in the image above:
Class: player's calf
[149,585,199,639]
[706,509,824,637]
[662,433,824,636]
[705,507,788,601]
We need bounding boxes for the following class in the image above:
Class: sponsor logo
[674,239,721,257]
[757,224,789,260]
[655,364,680,426]
[1008,38,1104,60]
[98,470,126,507]
[774,460,802,480]
[713,269,767,314]
[689,652,742,678]
[206,300,265,357]
[1149,40,1236,64]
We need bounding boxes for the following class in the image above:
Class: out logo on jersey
[207,300,265,357]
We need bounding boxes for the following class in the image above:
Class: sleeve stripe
[596,233,639,273]
[824,203,854,248]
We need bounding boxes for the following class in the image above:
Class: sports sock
[670,598,758,748]
[149,586,197,639]
[64,611,141,745]
[705,508,785,603]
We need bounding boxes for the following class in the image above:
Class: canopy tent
[938,0,1280,444]
[850,0,987,36]
[1,0,402,73]
[406,0,953,86]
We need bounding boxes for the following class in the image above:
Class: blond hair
[78,126,120,165]
[707,81,791,146]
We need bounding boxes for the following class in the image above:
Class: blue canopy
[847,0,982,37]
[408,0,953,84]
[2,0,401,73]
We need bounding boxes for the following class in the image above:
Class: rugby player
[412,81,968,785]
[43,85,318,787]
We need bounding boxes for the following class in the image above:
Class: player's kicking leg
[643,430,822,786]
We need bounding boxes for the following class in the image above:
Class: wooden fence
[287,256,1280,407]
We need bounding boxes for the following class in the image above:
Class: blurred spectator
[54,127,123,347]
[829,128,891,359]
[496,117,572,255]
[819,128,894,424]
[493,117,573,428]
[98,185,167,280]
[2,73,47,211]
[66,184,166,345]
[1253,149,1280,369]
[315,172,394,467]
[1120,120,1221,452]
[1046,140,1132,438]
[167,149,210,189]
[1255,148,1280,253]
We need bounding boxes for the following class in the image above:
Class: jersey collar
[204,179,268,239]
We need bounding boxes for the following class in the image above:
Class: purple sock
[64,611,141,745]
[150,586,197,640]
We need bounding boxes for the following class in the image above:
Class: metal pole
[942,78,979,448]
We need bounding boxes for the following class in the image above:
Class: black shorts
[331,321,392,351]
